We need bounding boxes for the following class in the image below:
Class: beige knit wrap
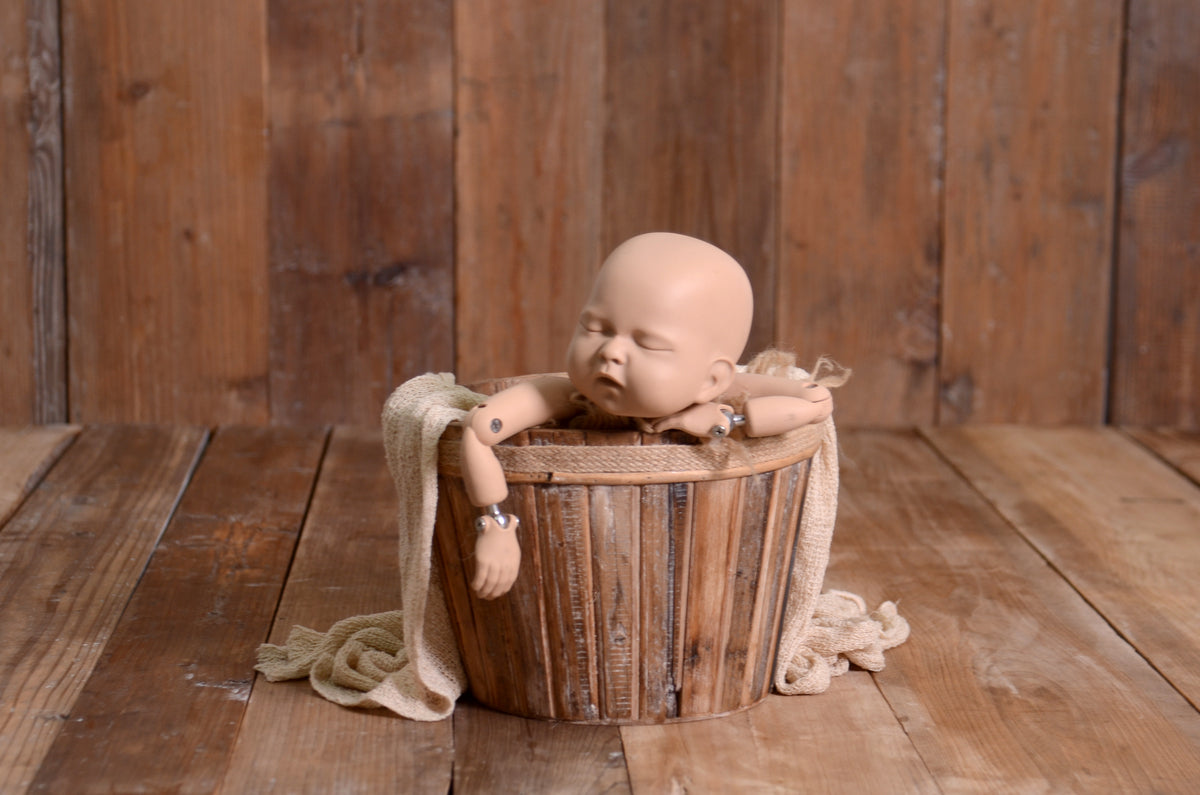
[255,370,909,720]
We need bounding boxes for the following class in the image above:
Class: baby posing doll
[461,232,838,599]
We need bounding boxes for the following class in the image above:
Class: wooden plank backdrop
[1,0,1197,428]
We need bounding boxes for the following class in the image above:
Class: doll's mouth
[594,372,624,390]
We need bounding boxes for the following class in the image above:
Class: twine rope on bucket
[256,369,909,720]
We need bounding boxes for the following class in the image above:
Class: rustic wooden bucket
[433,379,823,724]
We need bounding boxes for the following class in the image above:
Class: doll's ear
[695,357,736,404]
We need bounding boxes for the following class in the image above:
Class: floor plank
[924,426,1200,711]
[222,427,453,794]
[452,699,629,794]
[1125,427,1200,485]
[0,425,206,793]
[0,426,78,525]
[621,679,936,794]
[28,426,327,794]
[832,429,1200,793]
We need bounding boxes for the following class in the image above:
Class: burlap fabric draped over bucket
[256,368,909,721]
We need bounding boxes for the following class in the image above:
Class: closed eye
[578,311,609,334]
[633,331,673,351]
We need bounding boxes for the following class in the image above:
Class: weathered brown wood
[923,426,1200,711]
[530,479,600,720]
[940,0,1123,423]
[621,684,937,793]
[604,0,779,358]
[0,426,77,526]
[454,0,603,383]
[587,430,641,722]
[779,0,944,426]
[435,425,815,723]
[832,429,1200,791]
[63,0,269,423]
[30,426,326,794]
[26,0,66,423]
[0,426,205,793]
[0,1,36,423]
[1111,0,1200,428]
[677,476,743,717]
[1125,427,1200,485]
[268,0,454,425]
[223,427,453,794]
[452,699,630,794]
[720,470,771,713]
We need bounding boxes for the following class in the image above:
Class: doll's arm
[460,375,577,599]
[732,372,833,436]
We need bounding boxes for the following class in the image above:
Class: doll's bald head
[598,232,753,361]
[566,232,754,418]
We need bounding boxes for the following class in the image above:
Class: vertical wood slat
[674,477,742,717]
[63,0,270,424]
[0,1,35,423]
[1111,0,1200,428]
[587,430,641,722]
[225,428,453,795]
[778,0,945,426]
[604,0,780,358]
[454,0,604,384]
[940,0,1124,423]
[0,426,205,793]
[30,426,326,795]
[27,0,67,423]
[267,0,454,426]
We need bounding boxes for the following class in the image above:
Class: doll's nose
[598,337,627,364]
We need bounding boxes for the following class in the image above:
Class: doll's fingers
[471,562,492,596]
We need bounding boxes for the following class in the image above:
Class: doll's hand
[471,514,521,599]
[650,403,735,439]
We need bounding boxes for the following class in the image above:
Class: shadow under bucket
[433,381,824,725]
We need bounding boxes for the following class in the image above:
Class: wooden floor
[1,424,1198,794]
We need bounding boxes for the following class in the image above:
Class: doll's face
[566,233,753,418]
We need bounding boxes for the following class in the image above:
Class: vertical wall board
[604,0,780,359]
[0,1,35,422]
[26,0,66,423]
[940,0,1123,424]
[455,0,604,384]
[779,0,945,426]
[1112,0,1200,428]
[268,0,454,426]
[63,0,270,424]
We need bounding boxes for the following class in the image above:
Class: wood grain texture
[604,0,779,358]
[452,699,630,794]
[0,0,35,423]
[454,0,603,383]
[268,0,454,425]
[0,425,205,793]
[223,427,453,795]
[621,684,936,794]
[779,0,944,426]
[923,426,1200,711]
[0,425,77,525]
[1111,0,1200,428]
[26,0,67,423]
[63,0,269,424]
[1125,427,1200,485]
[832,429,1200,791]
[29,426,326,795]
[940,0,1123,423]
